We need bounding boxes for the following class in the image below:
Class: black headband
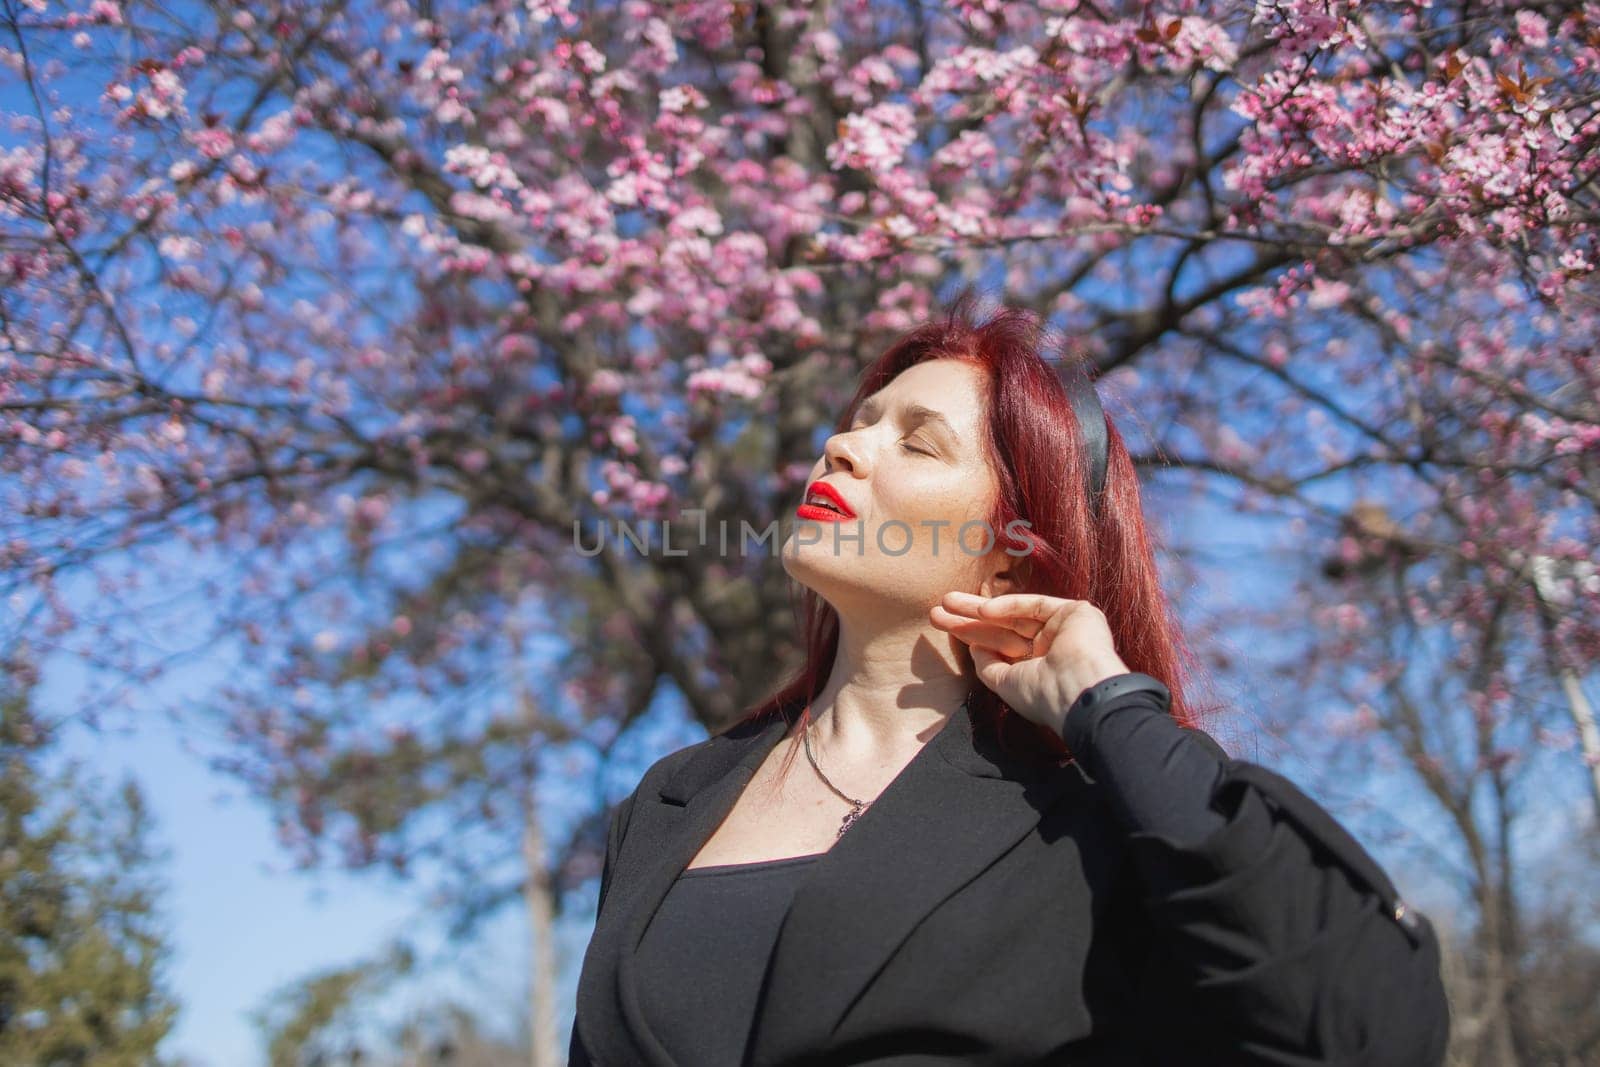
[1063,362,1108,514]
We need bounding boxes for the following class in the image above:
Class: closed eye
[846,418,938,458]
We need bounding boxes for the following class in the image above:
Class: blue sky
[63,713,428,1064]
[39,577,713,1065]
[53,684,683,1065]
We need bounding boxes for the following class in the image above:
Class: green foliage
[252,941,414,1067]
[252,941,528,1066]
[0,683,179,1065]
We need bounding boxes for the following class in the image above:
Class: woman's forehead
[861,361,986,418]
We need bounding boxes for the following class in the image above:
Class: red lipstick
[796,481,857,522]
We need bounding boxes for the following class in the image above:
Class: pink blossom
[417,48,464,86]
[588,369,626,397]
[149,68,182,99]
[1514,10,1549,47]
[607,416,640,454]
[190,127,233,159]
[919,45,1038,98]
[527,0,579,28]
[1177,16,1239,72]
[687,363,764,401]
[827,102,917,172]
[931,129,997,173]
[88,0,123,25]
[639,19,678,67]
[1306,277,1351,310]
[445,143,523,190]
[247,111,297,153]
[659,85,705,113]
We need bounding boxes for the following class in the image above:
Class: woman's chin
[780,543,837,587]
[784,560,945,618]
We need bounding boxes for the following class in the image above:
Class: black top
[634,851,823,1064]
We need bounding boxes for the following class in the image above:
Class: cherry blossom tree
[5,0,1600,1060]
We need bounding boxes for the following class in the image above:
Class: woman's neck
[808,618,974,761]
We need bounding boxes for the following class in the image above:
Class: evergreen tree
[0,682,178,1065]
[252,941,417,1067]
[254,948,529,1067]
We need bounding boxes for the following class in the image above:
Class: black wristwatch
[1059,671,1171,740]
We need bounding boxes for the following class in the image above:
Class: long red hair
[736,286,1220,771]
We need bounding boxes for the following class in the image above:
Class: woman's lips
[800,483,864,518]
[799,481,857,520]
[796,502,855,523]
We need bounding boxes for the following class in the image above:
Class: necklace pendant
[838,802,866,837]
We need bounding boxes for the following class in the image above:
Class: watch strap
[1060,671,1171,741]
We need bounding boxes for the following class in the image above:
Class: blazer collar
[605,693,1084,1066]
[657,690,1064,803]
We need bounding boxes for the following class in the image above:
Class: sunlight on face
[781,359,1007,618]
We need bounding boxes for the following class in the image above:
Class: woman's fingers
[973,592,1075,622]
[944,591,1102,634]
[939,591,1127,732]
[939,591,1050,639]
[929,604,1036,659]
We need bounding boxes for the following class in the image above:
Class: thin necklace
[800,691,972,838]
[800,706,869,838]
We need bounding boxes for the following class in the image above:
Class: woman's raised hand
[930,591,1132,735]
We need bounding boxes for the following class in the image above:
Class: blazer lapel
[608,704,796,1066]
[745,698,1080,1064]
[604,695,1081,1067]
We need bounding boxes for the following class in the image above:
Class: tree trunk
[523,790,559,1067]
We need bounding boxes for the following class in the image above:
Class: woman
[568,292,1451,1066]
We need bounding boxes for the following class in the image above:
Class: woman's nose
[823,431,866,476]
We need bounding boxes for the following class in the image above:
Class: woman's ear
[979,563,1023,599]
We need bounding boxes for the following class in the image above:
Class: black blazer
[568,698,1450,1066]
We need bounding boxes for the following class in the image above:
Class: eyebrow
[855,395,962,445]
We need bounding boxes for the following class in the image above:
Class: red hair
[737,286,1221,771]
